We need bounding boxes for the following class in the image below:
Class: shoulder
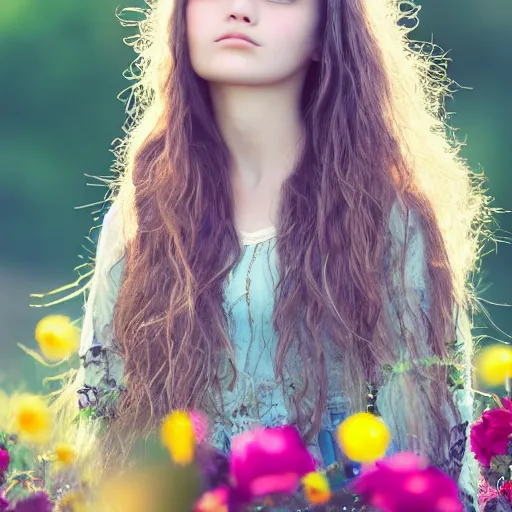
[385,197,431,296]
[95,200,127,287]
[388,197,426,247]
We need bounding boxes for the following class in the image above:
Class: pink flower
[0,448,9,473]
[478,475,499,508]
[189,410,209,444]
[229,425,317,504]
[470,397,512,467]
[350,452,463,512]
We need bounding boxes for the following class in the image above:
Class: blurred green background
[0,1,510,392]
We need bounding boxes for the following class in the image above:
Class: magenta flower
[0,493,9,511]
[0,448,9,473]
[11,491,53,512]
[350,452,463,512]
[229,425,317,504]
[470,397,512,468]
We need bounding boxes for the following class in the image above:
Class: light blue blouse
[76,199,479,508]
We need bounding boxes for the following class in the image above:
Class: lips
[215,33,259,46]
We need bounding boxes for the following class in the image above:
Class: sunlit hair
[42,0,499,476]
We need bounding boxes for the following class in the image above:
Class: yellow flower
[58,490,88,512]
[336,412,390,463]
[55,442,77,465]
[0,389,11,432]
[35,314,80,361]
[302,472,331,505]
[160,410,195,465]
[11,394,52,445]
[476,344,512,387]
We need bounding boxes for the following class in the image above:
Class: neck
[209,80,305,190]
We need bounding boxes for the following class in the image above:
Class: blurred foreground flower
[475,344,512,387]
[91,468,157,512]
[0,447,9,473]
[350,452,462,512]
[10,491,53,512]
[470,396,512,468]
[230,425,316,504]
[302,472,331,505]
[54,442,77,466]
[56,489,88,512]
[195,445,231,492]
[0,493,8,511]
[34,315,80,361]
[160,410,196,465]
[194,486,229,512]
[500,481,512,503]
[10,394,52,445]
[337,412,390,463]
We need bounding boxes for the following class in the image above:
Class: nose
[226,0,257,24]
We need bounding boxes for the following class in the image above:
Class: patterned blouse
[76,199,480,511]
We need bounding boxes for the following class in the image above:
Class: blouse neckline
[238,225,277,245]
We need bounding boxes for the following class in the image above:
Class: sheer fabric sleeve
[76,202,127,427]
[375,200,480,510]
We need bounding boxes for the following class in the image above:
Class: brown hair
[43,0,497,476]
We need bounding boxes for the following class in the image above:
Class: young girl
[63,0,493,508]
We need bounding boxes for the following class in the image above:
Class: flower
[160,410,196,465]
[500,480,512,503]
[475,344,512,387]
[57,490,88,512]
[302,472,331,505]
[195,445,231,491]
[92,468,157,512]
[0,493,9,511]
[0,448,9,473]
[350,452,463,512]
[470,397,512,467]
[478,475,499,508]
[229,425,317,504]
[336,412,391,463]
[194,486,230,512]
[54,442,77,465]
[189,410,209,444]
[11,491,53,512]
[34,314,80,361]
[10,394,52,445]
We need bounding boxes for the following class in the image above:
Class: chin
[198,68,291,87]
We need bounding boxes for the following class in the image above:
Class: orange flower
[302,472,331,505]
[194,487,229,512]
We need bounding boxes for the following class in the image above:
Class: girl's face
[186,0,321,86]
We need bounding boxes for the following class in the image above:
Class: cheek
[269,16,319,65]
[186,1,210,52]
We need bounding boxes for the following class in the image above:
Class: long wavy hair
[44,0,498,476]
